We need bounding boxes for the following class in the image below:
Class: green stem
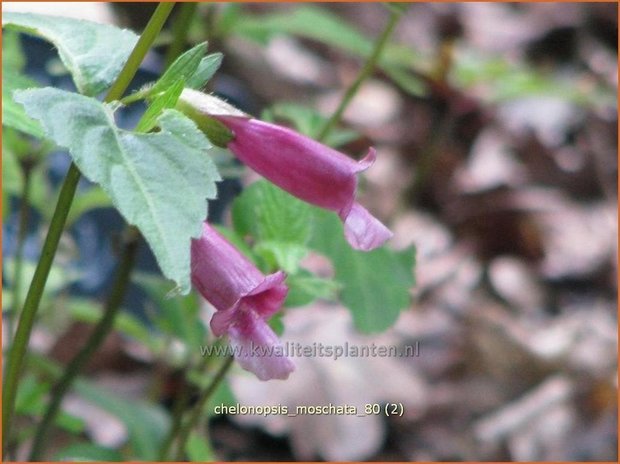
[107,2,176,102]
[408,112,453,203]
[2,163,80,456]
[29,228,140,460]
[158,354,210,461]
[7,161,34,345]
[2,3,175,455]
[317,7,402,143]
[164,2,198,68]
[173,356,234,460]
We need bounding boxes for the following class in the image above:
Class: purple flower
[191,222,294,380]
[214,115,393,251]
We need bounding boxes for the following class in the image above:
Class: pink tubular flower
[191,222,294,381]
[213,115,393,251]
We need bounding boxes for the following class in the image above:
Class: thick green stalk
[29,228,140,460]
[165,2,198,68]
[173,356,234,460]
[317,7,402,142]
[2,2,176,454]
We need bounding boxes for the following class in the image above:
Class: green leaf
[27,354,168,460]
[135,78,185,133]
[14,375,48,414]
[73,380,170,461]
[66,297,158,351]
[310,210,415,333]
[2,12,139,96]
[2,30,26,72]
[149,42,208,96]
[2,70,45,138]
[214,226,257,262]
[187,52,224,89]
[55,412,86,434]
[186,431,214,461]
[215,3,243,37]
[55,443,124,462]
[232,180,312,245]
[383,65,426,97]
[24,163,51,219]
[3,259,79,309]
[451,49,612,106]
[135,274,205,348]
[234,6,371,56]
[186,370,235,417]
[232,6,418,70]
[14,375,85,435]
[268,310,285,336]
[2,139,23,199]
[15,87,221,293]
[206,379,235,416]
[285,270,340,308]
[230,6,429,98]
[254,241,308,274]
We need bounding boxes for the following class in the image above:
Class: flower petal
[353,147,377,173]
[227,311,295,381]
[210,115,393,252]
[340,202,393,251]
[210,271,288,336]
[191,222,266,312]
[215,115,357,212]
[243,270,288,318]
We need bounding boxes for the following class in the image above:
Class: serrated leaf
[149,42,208,96]
[187,52,223,89]
[15,87,221,293]
[232,180,312,245]
[136,79,185,133]
[310,210,415,333]
[2,12,139,96]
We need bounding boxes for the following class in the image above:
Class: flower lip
[228,311,295,381]
[209,270,288,337]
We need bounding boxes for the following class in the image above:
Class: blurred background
[2,2,618,461]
